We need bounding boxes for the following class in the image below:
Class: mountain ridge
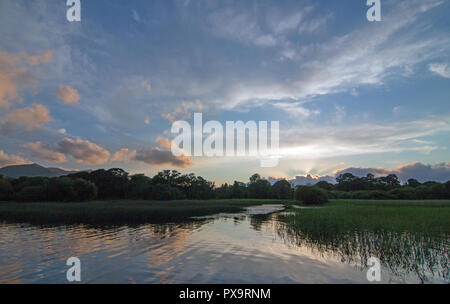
[0,163,78,178]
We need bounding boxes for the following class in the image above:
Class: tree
[407,179,421,188]
[47,177,75,202]
[384,174,401,189]
[248,174,272,199]
[315,181,334,191]
[215,183,233,199]
[129,174,153,199]
[17,186,46,202]
[187,176,215,199]
[336,173,361,191]
[249,174,261,183]
[295,186,328,205]
[232,181,247,199]
[69,169,129,199]
[72,178,98,201]
[272,180,292,199]
[152,184,183,200]
[0,178,13,201]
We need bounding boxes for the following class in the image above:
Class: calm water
[0,206,448,284]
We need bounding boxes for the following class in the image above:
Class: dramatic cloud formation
[208,0,449,111]
[429,63,450,78]
[23,142,66,163]
[0,149,28,167]
[0,1,448,182]
[54,85,80,104]
[335,162,450,183]
[57,137,110,165]
[1,104,52,133]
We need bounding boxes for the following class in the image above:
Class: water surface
[0,207,447,284]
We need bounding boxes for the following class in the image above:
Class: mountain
[0,163,77,178]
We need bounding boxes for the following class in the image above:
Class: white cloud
[279,114,450,160]
[429,63,450,78]
[297,13,331,34]
[210,0,449,112]
[272,101,319,119]
[208,8,277,47]
[267,11,305,35]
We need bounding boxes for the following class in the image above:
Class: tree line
[317,173,450,200]
[0,169,449,202]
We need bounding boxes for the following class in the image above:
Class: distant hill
[0,163,77,178]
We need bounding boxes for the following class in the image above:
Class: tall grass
[280,200,450,282]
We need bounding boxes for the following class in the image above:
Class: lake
[0,205,448,284]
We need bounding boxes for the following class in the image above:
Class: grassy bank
[0,199,293,225]
[285,199,450,234]
[280,200,450,282]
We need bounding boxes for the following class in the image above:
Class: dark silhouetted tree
[272,180,292,199]
[295,186,328,205]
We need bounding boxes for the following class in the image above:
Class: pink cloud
[0,51,52,109]
[2,104,52,133]
[111,148,137,162]
[57,137,110,165]
[54,85,81,104]
[0,149,28,167]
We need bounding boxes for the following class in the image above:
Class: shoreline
[0,199,296,225]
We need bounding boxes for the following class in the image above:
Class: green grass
[285,199,450,234]
[0,199,293,225]
[280,200,450,282]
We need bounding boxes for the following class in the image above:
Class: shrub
[295,186,328,205]
[388,187,417,200]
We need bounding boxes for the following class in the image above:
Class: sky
[0,0,449,184]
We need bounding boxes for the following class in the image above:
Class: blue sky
[0,0,449,184]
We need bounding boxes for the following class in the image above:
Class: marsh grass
[0,199,292,225]
[279,200,450,283]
